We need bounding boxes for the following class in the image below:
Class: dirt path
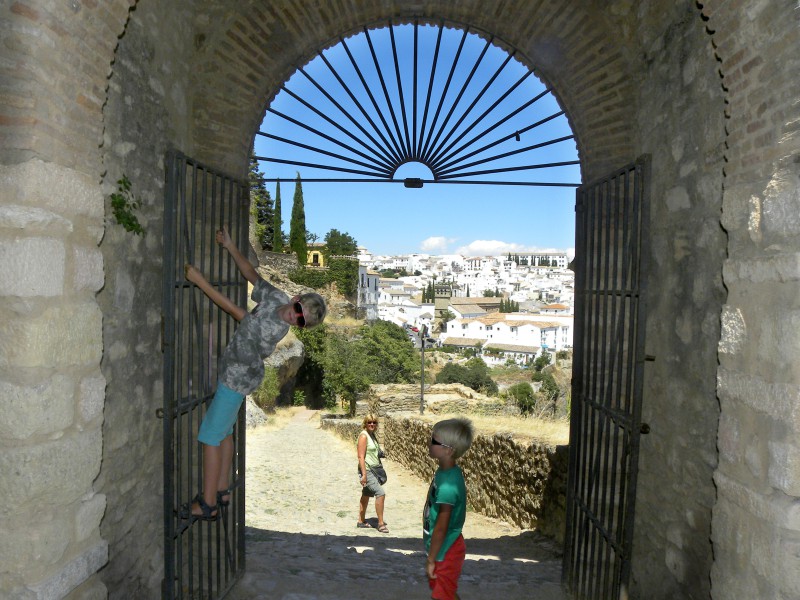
[227,409,566,599]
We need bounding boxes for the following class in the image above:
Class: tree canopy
[295,319,419,413]
[434,357,498,395]
[323,229,358,258]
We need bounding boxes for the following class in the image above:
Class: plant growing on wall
[110,174,145,235]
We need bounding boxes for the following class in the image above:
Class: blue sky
[253,23,579,257]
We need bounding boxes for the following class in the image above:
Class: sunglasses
[367,421,378,425]
[293,302,306,328]
[431,436,452,448]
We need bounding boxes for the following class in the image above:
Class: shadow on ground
[230,526,567,600]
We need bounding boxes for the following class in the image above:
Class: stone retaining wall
[356,383,521,417]
[321,414,568,545]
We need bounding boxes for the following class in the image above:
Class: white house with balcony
[441,312,572,365]
[357,265,380,321]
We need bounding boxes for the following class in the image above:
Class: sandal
[356,521,372,529]
[377,524,389,533]
[217,488,231,507]
[180,494,218,521]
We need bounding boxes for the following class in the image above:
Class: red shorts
[428,535,466,600]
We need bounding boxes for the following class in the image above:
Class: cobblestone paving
[227,410,566,600]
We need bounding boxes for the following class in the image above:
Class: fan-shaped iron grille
[255,20,580,188]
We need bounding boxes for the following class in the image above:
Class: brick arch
[1,1,134,176]
[188,1,641,181]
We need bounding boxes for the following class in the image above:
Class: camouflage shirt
[218,278,290,395]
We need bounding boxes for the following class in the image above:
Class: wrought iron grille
[255,20,580,188]
[562,156,651,599]
[162,151,249,600]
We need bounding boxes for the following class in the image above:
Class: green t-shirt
[422,465,467,561]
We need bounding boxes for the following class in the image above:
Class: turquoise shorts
[197,382,245,446]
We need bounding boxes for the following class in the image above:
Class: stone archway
[3,2,798,599]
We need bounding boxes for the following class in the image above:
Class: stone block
[717,368,800,430]
[0,159,103,219]
[0,302,102,368]
[718,305,746,355]
[0,237,65,297]
[0,204,73,234]
[768,441,800,496]
[73,246,104,293]
[78,375,106,425]
[0,428,102,511]
[64,577,108,600]
[75,493,106,543]
[29,541,108,600]
[0,514,70,576]
[778,538,800,597]
[0,374,74,439]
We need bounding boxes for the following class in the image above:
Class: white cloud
[455,240,524,256]
[420,236,455,252]
[455,240,574,257]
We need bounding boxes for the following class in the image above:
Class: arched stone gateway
[0,2,797,599]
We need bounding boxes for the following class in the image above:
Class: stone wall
[357,383,520,417]
[2,1,799,599]
[322,414,568,544]
[94,2,199,596]
[628,4,728,598]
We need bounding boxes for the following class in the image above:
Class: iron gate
[562,156,651,599]
[162,151,249,599]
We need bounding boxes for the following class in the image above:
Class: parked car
[411,326,419,332]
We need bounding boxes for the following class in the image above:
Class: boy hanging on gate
[181,225,327,520]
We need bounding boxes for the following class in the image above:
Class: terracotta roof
[440,337,485,347]
[450,297,502,305]
[484,343,540,353]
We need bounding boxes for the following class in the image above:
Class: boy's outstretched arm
[185,264,247,321]
[216,226,259,285]
[426,504,453,580]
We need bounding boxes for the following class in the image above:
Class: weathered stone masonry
[1,1,798,599]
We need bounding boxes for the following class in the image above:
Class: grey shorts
[359,469,385,498]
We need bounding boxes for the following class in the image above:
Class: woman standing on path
[357,414,389,532]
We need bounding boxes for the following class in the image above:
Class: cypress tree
[289,172,308,264]
[249,154,273,250]
[272,180,283,252]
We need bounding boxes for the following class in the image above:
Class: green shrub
[251,367,280,412]
[435,357,498,395]
[507,382,535,413]
[292,389,305,407]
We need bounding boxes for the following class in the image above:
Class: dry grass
[261,405,307,430]
[413,411,569,446]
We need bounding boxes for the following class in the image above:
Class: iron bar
[436,135,574,177]
[253,176,579,187]
[418,27,469,160]
[412,21,419,157]
[257,131,394,176]
[266,96,394,168]
[313,52,399,168]
[432,96,557,172]
[295,66,399,169]
[388,23,412,155]
[421,32,491,164]
[435,159,580,180]
[364,27,409,159]
[416,22,445,158]
[426,52,522,166]
[340,36,405,162]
